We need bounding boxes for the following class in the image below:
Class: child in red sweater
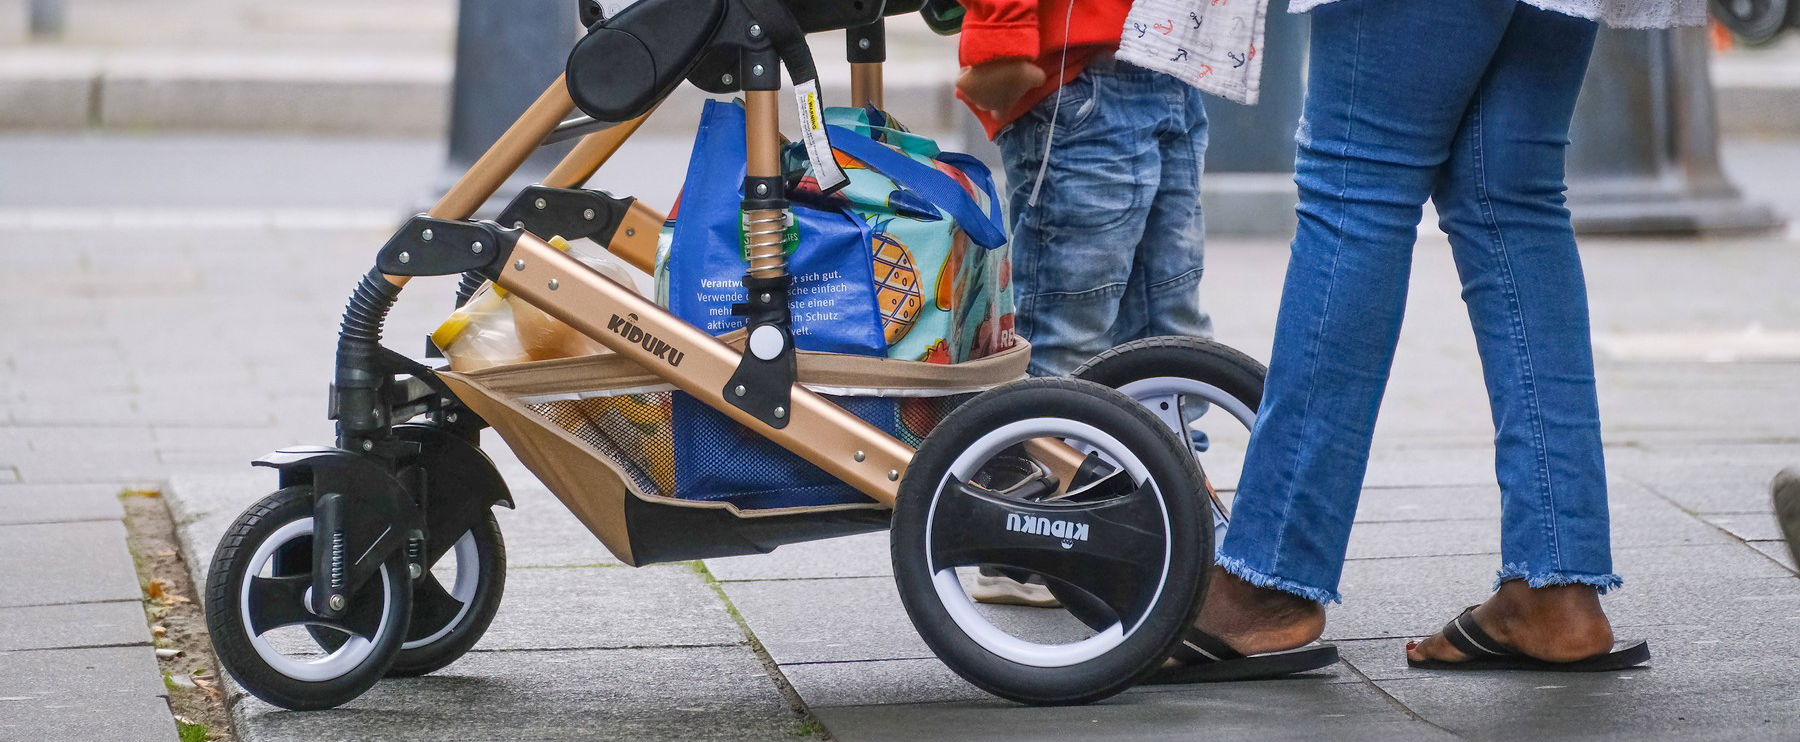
[957,0,1212,377]
[956,0,1214,605]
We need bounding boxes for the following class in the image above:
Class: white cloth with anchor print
[1117,0,1269,105]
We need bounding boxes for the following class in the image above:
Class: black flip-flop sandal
[1407,606,1651,672]
[1143,626,1339,685]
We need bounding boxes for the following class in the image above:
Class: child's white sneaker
[963,572,1061,608]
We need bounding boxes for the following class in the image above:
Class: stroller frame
[362,57,1073,515]
[210,0,1236,711]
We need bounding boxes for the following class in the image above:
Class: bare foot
[1190,565,1327,656]
[1406,581,1614,664]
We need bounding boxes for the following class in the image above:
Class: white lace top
[1286,0,1707,28]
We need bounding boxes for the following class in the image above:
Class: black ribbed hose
[335,269,403,448]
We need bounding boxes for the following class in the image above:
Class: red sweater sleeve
[959,0,1040,67]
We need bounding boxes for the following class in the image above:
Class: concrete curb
[1,51,451,136]
[0,51,961,137]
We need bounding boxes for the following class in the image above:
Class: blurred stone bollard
[1198,0,1306,237]
[436,0,581,214]
[1566,27,1783,234]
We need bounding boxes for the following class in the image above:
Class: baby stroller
[203,0,1268,710]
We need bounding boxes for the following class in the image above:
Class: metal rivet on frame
[721,73,735,86]
[749,23,763,38]
[859,38,871,50]
[583,208,596,220]
[534,197,548,210]
[514,259,526,271]
[752,64,766,77]
[421,229,434,241]
[772,406,786,419]
[397,251,411,263]
[887,469,900,481]
[548,279,559,290]
[625,227,636,237]
[471,241,484,254]
[734,385,746,397]
[853,451,866,462]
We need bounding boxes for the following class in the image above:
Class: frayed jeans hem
[1493,564,1623,594]
[1216,554,1342,605]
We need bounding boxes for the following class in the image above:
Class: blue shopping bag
[665,100,887,355]
[660,101,1011,508]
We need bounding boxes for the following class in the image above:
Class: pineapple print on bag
[871,226,924,345]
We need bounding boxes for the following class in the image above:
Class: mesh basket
[438,334,1028,564]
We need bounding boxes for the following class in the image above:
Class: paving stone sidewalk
[3,133,1798,741]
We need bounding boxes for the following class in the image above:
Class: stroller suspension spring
[742,207,793,279]
[328,530,346,593]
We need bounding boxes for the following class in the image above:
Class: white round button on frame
[748,324,785,361]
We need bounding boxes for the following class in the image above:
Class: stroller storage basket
[439,335,1027,565]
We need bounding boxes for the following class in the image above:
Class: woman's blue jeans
[1218,0,1621,604]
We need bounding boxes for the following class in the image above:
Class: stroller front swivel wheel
[890,378,1212,705]
[309,512,506,678]
[204,487,412,710]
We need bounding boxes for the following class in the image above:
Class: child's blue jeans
[993,55,1213,377]
[1220,0,1620,604]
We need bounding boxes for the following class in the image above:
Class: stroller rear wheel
[890,377,1211,705]
[205,486,411,710]
[1074,335,1267,533]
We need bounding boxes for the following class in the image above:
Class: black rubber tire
[890,377,1211,706]
[1710,0,1794,45]
[385,512,506,677]
[1072,335,1266,419]
[205,487,411,711]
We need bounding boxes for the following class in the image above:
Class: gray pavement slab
[1699,513,1785,542]
[0,600,149,651]
[719,577,931,665]
[1612,442,1797,516]
[1750,541,1797,572]
[706,532,891,582]
[811,678,1452,742]
[490,484,629,569]
[474,564,745,652]
[226,646,801,742]
[0,645,178,742]
[0,520,141,608]
[1354,485,1504,523]
[0,482,126,525]
[1368,649,1800,742]
[780,658,987,708]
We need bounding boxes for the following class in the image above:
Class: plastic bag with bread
[434,237,641,370]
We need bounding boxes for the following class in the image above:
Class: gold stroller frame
[203,4,1231,712]
[408,74,1084,510]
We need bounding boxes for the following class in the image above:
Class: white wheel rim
[925,417,1169,668]
[1116,376,1256,538]
[240,517,395,682]
[1115,377,1255,431]
[403,530,480,650]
